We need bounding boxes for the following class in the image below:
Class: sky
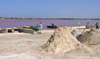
[0,0,100,18]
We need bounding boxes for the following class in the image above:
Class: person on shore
[52,23,55,26]
[39,22,42,34]
[95,22,99,29]
[37,24,39,28]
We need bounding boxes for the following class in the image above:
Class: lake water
[0,19,100,29]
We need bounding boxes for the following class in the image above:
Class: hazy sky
[0,0,100,18]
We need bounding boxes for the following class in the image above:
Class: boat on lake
[47,23,57,28]
[47,26,57,28]
[23,26,39,31]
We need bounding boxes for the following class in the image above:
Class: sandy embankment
[0,28,100,59]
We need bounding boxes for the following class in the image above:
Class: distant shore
[0,18,100,20]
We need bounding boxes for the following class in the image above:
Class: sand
[0,28,100,59]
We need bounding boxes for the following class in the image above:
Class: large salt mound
[80,29,100,45]
[42,27,83,53]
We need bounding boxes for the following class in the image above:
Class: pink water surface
[0,19,100,29]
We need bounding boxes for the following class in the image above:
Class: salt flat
[0,29,100,59]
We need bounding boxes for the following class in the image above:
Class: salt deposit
[0,29,100,59]
[80,29,100,45]
[42,27,91,54]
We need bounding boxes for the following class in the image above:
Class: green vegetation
[0,17,100,20]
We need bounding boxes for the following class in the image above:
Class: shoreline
[0,18,100,20]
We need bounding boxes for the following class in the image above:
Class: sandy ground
[0,29,100,59]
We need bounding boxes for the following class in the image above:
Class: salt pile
[80,29,100,45]
[42,27,84,53]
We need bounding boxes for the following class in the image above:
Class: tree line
[0,17,100,20]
